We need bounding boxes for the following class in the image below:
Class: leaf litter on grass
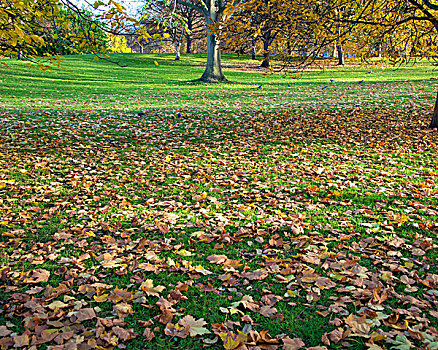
[0,104,437,350]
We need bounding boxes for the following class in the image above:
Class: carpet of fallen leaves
[0,106,437,350]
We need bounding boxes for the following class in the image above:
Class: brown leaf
[207,254,228,264]
[259,305,277,318]
[327,328,343,343]
[113,326,137,341]
[143,328,155,341]
[159,310,174,324]
[156,222,169,234]
[315,277,336,289]
[322,333,330,345]
[400,275,416,285]
[53,331,74,345]
[282,336,305,349]
[261,294,282,307]
[345,314,371,336]
[139,319,154,327]
[240,269,268,281]
[74,308,96,322]
[35,329,59,345]
[23,269,50,284]
[412,248,425,256]
[175,281,190,292]
[113,303,134,318]
[13,334,29,348]
[241,315,254,324]
[164,323,188,339]
[0,326,11,337]
[108,287,133,303]
[178,315,211,337]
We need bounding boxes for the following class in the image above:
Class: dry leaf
[178,315,211,337]
[282,336,305,350]
[141,279,165,297]
[23,269,50,284]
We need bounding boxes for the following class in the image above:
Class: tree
[0,0,149,66]
[219,1,281,68]
[174,0,230,81]
[343,0,438,128]
[180,5,204,54]
[220,0,349,69]
[222,0,438,127]
[34,8,109,56]
[140,0,184,60]
[140,0,204,60]
[0,0,56,61]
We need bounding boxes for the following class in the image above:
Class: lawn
[0,53,437,350]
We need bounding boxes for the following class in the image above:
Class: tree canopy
[220,0,438,126]
[0,0,148,66]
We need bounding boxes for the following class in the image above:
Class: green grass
[0,53,437,350]
[1,53,436,113]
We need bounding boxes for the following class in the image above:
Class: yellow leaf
[219,330,247,350]
[177,249,192,257]
[404,262,414,269]
[154,60,159,66]
[140,279,165,297]
[93,294,109,303]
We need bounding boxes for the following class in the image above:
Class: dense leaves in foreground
[0,105,437,350]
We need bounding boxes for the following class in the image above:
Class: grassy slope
[0,53,436,113]
[0,54,437,350]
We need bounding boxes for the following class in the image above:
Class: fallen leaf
[23,269,50,284]
[74,308,96,322]
[141,280,165,297]
[178,315,211,337]
[282,336,305,349]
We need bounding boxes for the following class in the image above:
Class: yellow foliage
[219,0,438,66]
[107,35,132,53]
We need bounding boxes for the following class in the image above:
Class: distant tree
[0,0,149,67]
[180,5,204,54]
[140,0,183,60]
[220,1,279,68]
[140,0,205,60]
[107,34,132,52]
[34,8,109,56]
[222,0,438,127]
[172,0,233,81]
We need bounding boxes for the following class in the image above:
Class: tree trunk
[261,38,270,68]
[251,46,256,60]
[17,44,23,60]
[186,36,192,54]
[336,44,344,65]
[175,43,181,60]
[186,20,193,54]
[251,38,256,59]
[430,91,438,129]
[199,14,226,82]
